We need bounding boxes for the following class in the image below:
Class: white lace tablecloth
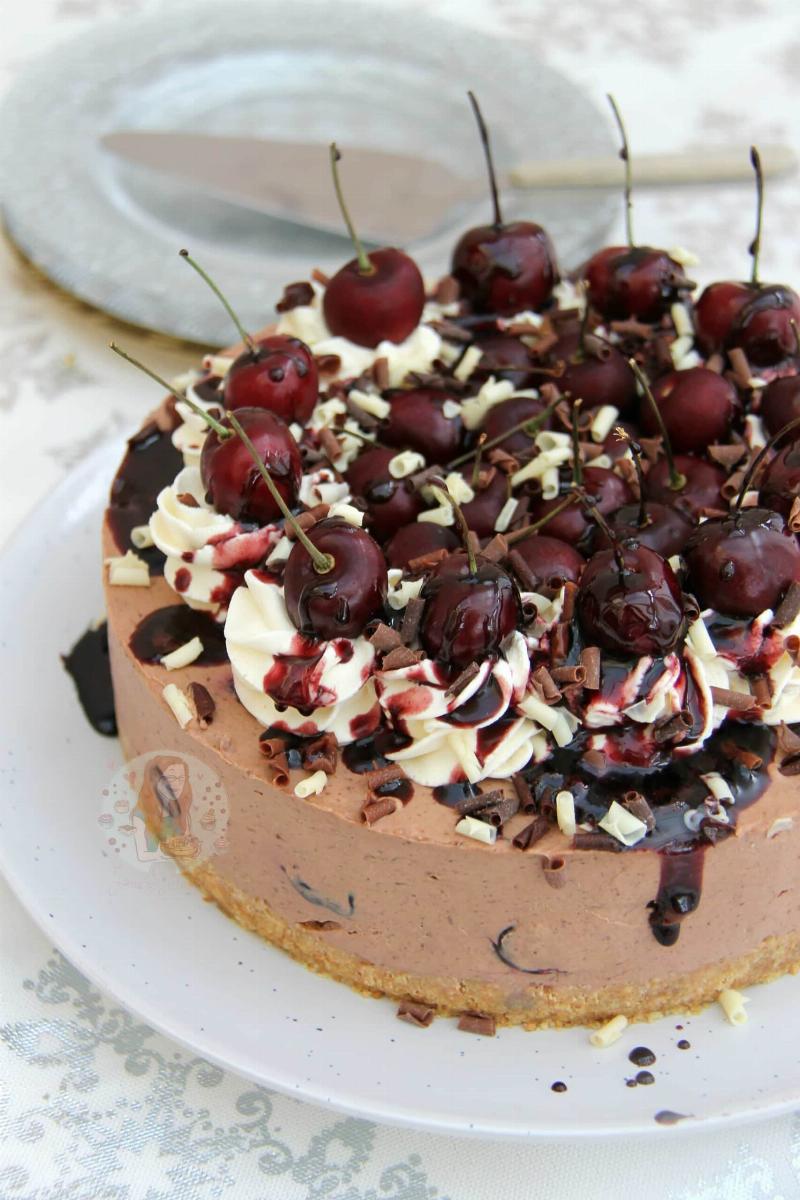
[3,0,800,1195]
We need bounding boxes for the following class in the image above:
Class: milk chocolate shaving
[708,443,747,470]
[610,317,654,338]
[751,674,772,708]
[582,749,607,773]
[286,504,329,537]
[176,492,200,508]
[481,533,509,563]
[550,622,570,662]
[777,723,800,776]
[276,280,314,312]
[720,740,763,771]
[512,814,549,849]
[580,439,611,462]
[542,855,567,889]
[453,788,503,817]
[573,831,623,852]
[400,595,425,645]
[532,665,562,704]
[311,267,330,286]
[512,773,536,813]
[638,436,663,464]
[487,448,520,475]
[472,793,520,828]
[397,1000,435,1028]
[259,734,288,760]
[709,685,756,712]
[654,710,693,743]
[457,1012,496,1037]
[434,274,460,304]
[410,464,446,492]
[706,353,725,373]
[299,919,341,931]
[369,356,389,389]
[579,646,601,691]
[345,393,378,428]
[786,635,800,663]
[267,752,290,788]
[475,466,497,491]
[315,353,342,376]
[365,763,406,788]
[382,646,423,670]
[728,346,752,388]
[551,664,586,685]
[774,581,800,628]
[367,622,403,653]
[429,318,472,344]
[721,470,748,501]
[187,682,215,728]
[446,662,480,697]
[407,547,449,573]
[622,790,655,831]
[507,549,539,593]
[561,581,578,623]
[521,598,539,624]
[302,734,338,774]
[361,796,397,824]
[701,818,733,844]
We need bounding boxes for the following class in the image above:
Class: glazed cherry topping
[558,337,638,414]
[384,522,460,570]
[508,534,585,591]
[684,508,800,618]
[420,551,521,667]
[283,517,388,639]
[645,455,726,519]
[381,388,464,464]
[459,465,511,538]
[694,280,753,353]
[200,407,302,524]
[451,93,557,315]
[472,332,539,388]
[577,543,688,657]
[527,467,633,548]
[758,441,800,519]
[728,284,800,367]
[583,245,691,323]
[479,394,553,457]
[346,446,422,541]
[761,375,800,441]
[639,367,738,454]
[594,501,694,560]
[323,145,425,348]
[224,334,319,424]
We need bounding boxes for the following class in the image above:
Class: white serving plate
[2,442,800,1140]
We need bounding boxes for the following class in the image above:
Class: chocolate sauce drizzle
[130,605,228,665]
[282,868,356,917]
[62,621,117,736]
[107,419,182,573]
[491,923,565,976]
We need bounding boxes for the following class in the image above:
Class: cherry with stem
[447,394,561,469]
[468,89,503,229]
[736,413,800,513]
[430,479,478,574]
[749,146,764,287]
[330,143,374,277]
[607,93,634,248]
[109,342,230,439]
[504,494,578,545]
[180,249,257,352]
[615,426,649,527]
[628,358,687,491]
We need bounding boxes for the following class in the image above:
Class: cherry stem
[734,414,800,513]
[468,90,503,229]
[628,358,687,491]
[504,493,577,545]
[446,396,561,469]
[109,343,232,439]
[615,426,649,527]
[329,143,373,275]
[607,94,634,248]
[749,146,764,287]
[179,250,256,354]
[226,410,334,573]
[573,485,626,575]
[431,480,478,574]
[471,433,487,488]
[570,398,584,487]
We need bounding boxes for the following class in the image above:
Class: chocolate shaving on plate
[187,682,215,727]
[457,1012,497,1037]
[471,793,520,828]
[361,796,398,825]
[397,1000,436,1028]
[512,814,549,849]
[653,710,693,744]
[637,435,663,463]
[487,448,520,475]
[453,788,504,816]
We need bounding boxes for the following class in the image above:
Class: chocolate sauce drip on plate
[629,1046,656,1067]
[130,605,228,665]
[62,621,117,736]
[107,421,182,573]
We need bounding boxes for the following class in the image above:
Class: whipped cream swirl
[225,570,380,742]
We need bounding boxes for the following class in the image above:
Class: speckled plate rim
[2,442,800,1141]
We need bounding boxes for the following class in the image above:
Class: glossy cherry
[577,543,688,657]
[645,455,726,518]
[728,284,800,367]
[594,501,694,559]
[224,334,318,424]
[323,145,425,348]
[283,517,388,640]
[200,408,302,525]
[420,551,521,667]
[451,93,557,315]
[684,508,800,619]
[508,534,585,591]
[761,375,800,441]
[384,523,460,570]
[639,367,738,454]
[584,245,691,323]
[694,281,753,353]
[471,332,539,388]
[758,442,800,519]
[345,446,422,541]
[526,467,633,548]
[459,466,511,538]
[558,337,638,414]
[479,395,553,457]
[381,388,464,464]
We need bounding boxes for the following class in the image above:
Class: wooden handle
[507,144,797,190]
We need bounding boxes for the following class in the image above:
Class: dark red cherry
[761,375,800,442]
[472,332,538,388]
[384,523,460,570]
[283,517,388,639]
[685,508,800,618]
[451,221,558,315]
[645,455,726,518]
[602,420,639,461]
[223,334,318,425]
[694,281,753,353]
[583,245,690,323]
[759,442,800,519]
[509,535,584,592]
[527,467,633,548]
[346,446,422,541]
[460,466,510,538]
[323,247,425,349]
[639,367,738,454]
[200,408,302,525]
[558,338,638,414]
[594,502,694,559]
[479,394,553,457]
[577,543,687,657]
[728,284,800,367]
[420,552,521,667]
[381,388,463,464]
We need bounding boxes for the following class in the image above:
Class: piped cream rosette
[224,570,380,742]
[150,466,280,614]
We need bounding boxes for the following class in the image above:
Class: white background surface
[2,0,800,1195]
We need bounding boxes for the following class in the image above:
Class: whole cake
[96,130,800,1030]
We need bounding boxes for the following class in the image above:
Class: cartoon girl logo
[99,750,228,872]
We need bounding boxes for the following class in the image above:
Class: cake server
[101,131,797,245]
